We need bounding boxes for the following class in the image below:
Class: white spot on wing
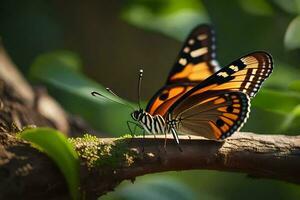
[211,52,216,58]
[179,58,187,65]
[249,76,254,82]
[245,82,251,88]
[183,47,190,53]
[190,47,208,58]
[188,39,195,45]
[197,34,208,40]
[229,65,239,72]
[217,72,229,77]
[210,60,220,71]
[211,44,216,50]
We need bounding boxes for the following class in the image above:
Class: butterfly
[93,24,273,145]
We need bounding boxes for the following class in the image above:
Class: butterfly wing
[166,24,220,84]
[171,91,250,140]
[146,24,220,116]
[169,51,273,110]
[146,84,194,116]
[166,51,273,140]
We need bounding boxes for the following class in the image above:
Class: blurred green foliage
[29,51,133,135]
[122,0,209,40]
[101,177,198,200]
[1,0,300,199]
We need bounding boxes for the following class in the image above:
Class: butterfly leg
[161,133,169,154]
[142,129,145,152]
[163,131,167,151]
[152,133,162,153]
[126,121,145,151]
[126,121,139,138]
[171,128,183,152]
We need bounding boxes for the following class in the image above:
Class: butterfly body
[131,109,166,134]
[131,109,181,144]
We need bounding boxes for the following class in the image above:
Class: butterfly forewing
[175,91,250,139]
[146,24,220,116]
[167,24,220,84]
[209,51,273,97]
[146,84,193,116]
[168,51,272,110]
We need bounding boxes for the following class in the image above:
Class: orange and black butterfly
[92,24,273,145]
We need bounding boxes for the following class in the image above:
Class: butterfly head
[131,109,143,121]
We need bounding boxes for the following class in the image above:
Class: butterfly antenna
[138,69,143,109]
[91,89,135,110]
[106,87,119,97]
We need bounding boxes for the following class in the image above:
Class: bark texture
[76,134,300,199]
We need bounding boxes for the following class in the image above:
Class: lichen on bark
[69,134,140,169]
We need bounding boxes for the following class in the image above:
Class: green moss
[69,134,139,169]
[120,133,133,139]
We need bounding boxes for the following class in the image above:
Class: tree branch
[75,133,300,199]
[2,132,299,199]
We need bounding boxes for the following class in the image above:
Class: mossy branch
[2,132,300,199]
[69,132,300,199]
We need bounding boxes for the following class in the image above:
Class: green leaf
[122,0,209,41]
[252,89,300,114]
[288,80,300,93]
[284,16,300,50]
[239,0,273,16]
[280,104,300,131]
[273,0,300,14]
[29,51,134,136]
[242,107,288,134]
[29,50,83,73]
[263,61,300,89]
[18,128,79,200]
[244,88,300,134]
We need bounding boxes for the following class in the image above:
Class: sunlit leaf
[280,104,300,131]
[273,0,300,14]
[263,61,300,89]
[284,16,300,50]
[252,89,300,114]
[18,128,79,200]
[29,51,134,136]
[244,88,300,134]
[242,107,287,134]
[122,0,209,41]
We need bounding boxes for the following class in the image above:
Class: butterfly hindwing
[167,24,220,84]
[172,91,250,140]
